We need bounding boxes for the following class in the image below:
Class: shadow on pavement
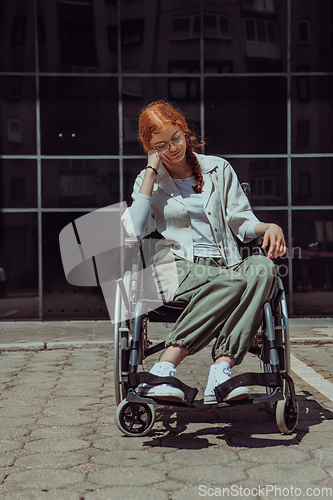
[141,392,333,450]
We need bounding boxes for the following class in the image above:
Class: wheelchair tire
[116,399,155,437]
[276,396,299,434]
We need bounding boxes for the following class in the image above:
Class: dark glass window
[169,62,200,101]
[38,17,46,45]
[10,177,26,200]
[122,19,145,46]
[298,20,310,43]
[11,17,27,45]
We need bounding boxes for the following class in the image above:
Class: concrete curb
[0,341,114,351]
[289,337,333,345]
[1,337,333,352]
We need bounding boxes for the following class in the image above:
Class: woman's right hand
[147,149,171,170]
[147,150,161,171]
[139,150,162,196]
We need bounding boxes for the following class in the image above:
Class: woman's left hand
[261,223,287,258]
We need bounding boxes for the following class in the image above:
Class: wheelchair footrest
[216,387,284,408]
[214,372,282,404]
[126,389,196,408]
[128,372,198,404]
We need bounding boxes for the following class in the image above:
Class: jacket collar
[157,163,185,204]
[156,152,218,206]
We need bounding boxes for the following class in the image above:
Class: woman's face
[150,124,186,164]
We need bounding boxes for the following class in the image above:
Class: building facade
[0,0,332,319]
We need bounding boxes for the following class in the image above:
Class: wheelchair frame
[113,236,299,437]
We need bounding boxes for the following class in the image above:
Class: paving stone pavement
[0,322,333,498]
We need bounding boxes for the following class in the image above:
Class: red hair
[138,101,204,193]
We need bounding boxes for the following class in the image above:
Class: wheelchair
[59,187,299,439]
[113,236,299,438]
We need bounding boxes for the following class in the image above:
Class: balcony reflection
[0,214,38,319]
[42,159,119,208]
[293,210,333,315]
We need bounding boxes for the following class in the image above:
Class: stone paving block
[30,425,94,440]
[169,464,247,486]
[0,417,36,427]
[37,415,98,426]
[3,469,85,489]
[155,480,189,492]
[92,435,159,452]
[313,447,333,466]
[24,437,90,453]
[42,406,94,416]
[45,396,102,408]
[238,447,312,464]
[15,451,88,469]
[90,449,164,467]
[0,454,15,467]
[164,448,238,465]
[248,462,329,483]
[296,431,333,451]
[0,427,30,440]
[84,486,169,500]
[87,466,166,487]
[0,491,81,500]
[0,388,52,398]
[0,440,22,453]
[51,389,103,397]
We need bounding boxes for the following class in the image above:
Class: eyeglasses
[154,132,186,154]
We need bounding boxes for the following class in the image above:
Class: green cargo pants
[155,254,276,365]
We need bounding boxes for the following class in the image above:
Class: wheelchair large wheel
[276,396,299,434]
[116,399,155,437]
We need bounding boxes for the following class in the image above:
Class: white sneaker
[204,362,250,404]
[137,361,185,402]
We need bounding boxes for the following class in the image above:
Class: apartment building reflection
[0,0,332,318]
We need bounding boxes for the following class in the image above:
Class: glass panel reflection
[122,78,201,155]
[291,76,333,154]
[205,77,287,154]
[0,213,38,319]
[292,158,333,206]
[40,77,118,155]
[0,160,37,209]
[204,0,287,73]
[43,213,108,320]
[0,0,35,71]
[38,0,117,72]
[42,159,119,208]
[291,0,332,72]
[120,0,200,74]
[293,210,333,315]
[229,158,287,206]
[0,77,36,155]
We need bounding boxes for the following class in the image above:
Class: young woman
[121,101,286,404]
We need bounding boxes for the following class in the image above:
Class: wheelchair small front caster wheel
[276,396,299,434]
[116,400,155,437]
